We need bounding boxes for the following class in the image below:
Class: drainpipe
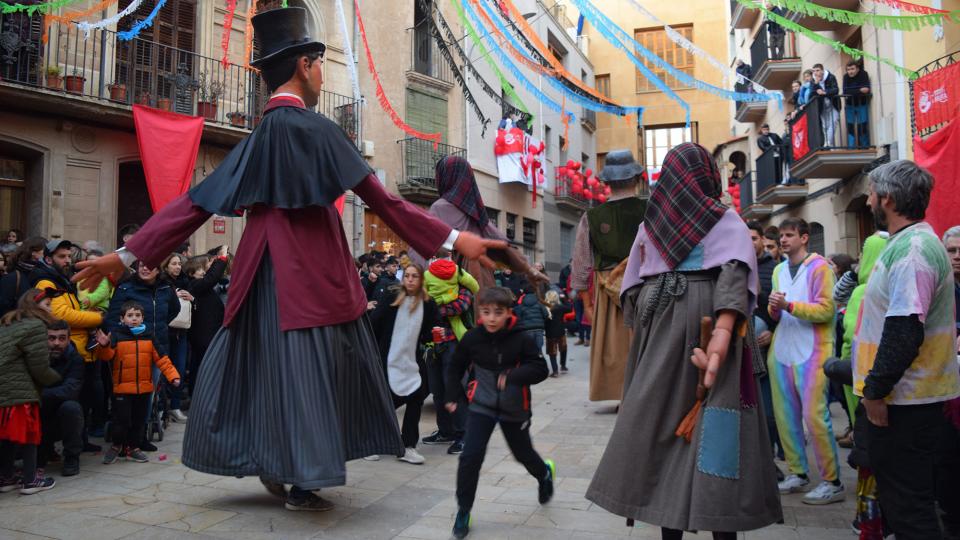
[892,8,907,160]
[353,0,363,255]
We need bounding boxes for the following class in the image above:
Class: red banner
[132,105,204,212]
[914,118,960,238]
[913,61,960,132]
[792,113,811,161]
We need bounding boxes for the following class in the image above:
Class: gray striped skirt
[181,256,404,489]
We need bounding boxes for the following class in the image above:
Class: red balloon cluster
[727,182,742,214]
[557,160,612,203]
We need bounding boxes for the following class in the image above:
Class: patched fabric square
[697,407,741,479]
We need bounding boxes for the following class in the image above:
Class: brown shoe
[837,432,854,449]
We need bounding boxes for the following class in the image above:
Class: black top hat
[598,149,644,183]
[251,7,326,68]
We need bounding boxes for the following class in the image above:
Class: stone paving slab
[0,341,856,539]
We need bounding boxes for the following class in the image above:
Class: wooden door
[363,211,409,256]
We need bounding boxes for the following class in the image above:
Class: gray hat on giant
[598,149,643,183]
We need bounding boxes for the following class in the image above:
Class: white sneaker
[169,409,188,422]
[802,481,845,505]
[362,455,380,461]
[778,474,810,494]
[398,448,425,465]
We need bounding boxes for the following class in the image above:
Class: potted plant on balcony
[45,66,63,90]
[64,69,85,95]
[196,71,224,120]
[136,91,152,106]
[157,96,173,111]
[227,111,247,128]
[108,81,127,102]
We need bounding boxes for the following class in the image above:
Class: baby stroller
[147,377,171,442]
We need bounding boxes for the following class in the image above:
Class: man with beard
[38,319,85,477]
[852,160,960,539]
[31,240,103,361]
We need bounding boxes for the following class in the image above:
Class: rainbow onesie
[767,253,840,482]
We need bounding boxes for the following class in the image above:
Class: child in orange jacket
[96,301,180,464]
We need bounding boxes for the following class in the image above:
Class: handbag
[168,297,192,330]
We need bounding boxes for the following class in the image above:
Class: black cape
[189,105,373,216]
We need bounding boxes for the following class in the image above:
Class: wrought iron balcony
[755,146,807,205]
[734,81,766,123]
[0,13,360,144]
[736,171,773,220]
[749,27,801,90]
[554,180,591,213]
[396,137,466,205]
[788,95,876,180]
[581,107,596,132]
[409,28,453,86]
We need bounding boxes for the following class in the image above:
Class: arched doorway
[729,151,748,176]
[809,222,825,256]
[0,139,44,238]
[116,161,153,247]
[847,194,875,246]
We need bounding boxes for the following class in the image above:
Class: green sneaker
[452,507,471,538]
[538,459,556,504]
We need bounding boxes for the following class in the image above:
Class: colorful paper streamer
[1,0,78,15]
[871,0,949,14]
[768,0,959,30]
[117,0,166,41]
[450,0,533,122]
[243,0,259,70]
[75,0,144,37]
[474,0,643,117]
[625,0,783,104]
[736,0,920,79]
[42,0,118,44]
[354,0,441,148]
[574,0,780,114]
[460,0,575,123]
[567,0,690,124]
[220,0,238,67]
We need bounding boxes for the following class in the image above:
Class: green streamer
[281,0,287,6]
[0,0,81,15]
[738,0,920,80]
[768,0,960,31]
[450,0,533,122]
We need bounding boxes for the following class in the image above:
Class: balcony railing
[0,12,361,140]
[788,94,877,179]
[749,26,800,89]
[548,3,576,31]
[396,137,466,205]
[410,28,453,85]
[756,146,784,194]
[581,108,596,131]
[734,80,766,123]
[554,180,592,212]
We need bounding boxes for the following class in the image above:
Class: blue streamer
[573,0,780,110]
[461,0,574,122]
[118,0,166,41]
[475,0,643,118]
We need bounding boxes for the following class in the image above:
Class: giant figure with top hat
[74,7,504,511]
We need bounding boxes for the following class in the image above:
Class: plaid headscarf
[645,142,728,269]
[436,156,488,229]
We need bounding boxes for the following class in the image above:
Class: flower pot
[136,94,151,106]
[64,75,85,95]
[46,74,63,90]
[228,113,246,128]
[108,85,127,102]
[197,101,218,120]
[157,98,172,111]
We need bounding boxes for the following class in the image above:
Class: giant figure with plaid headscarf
[586,143,782,536]
[570,150,646,402]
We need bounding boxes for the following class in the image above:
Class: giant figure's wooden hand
[454,232,508,270]
[73,253,126,292]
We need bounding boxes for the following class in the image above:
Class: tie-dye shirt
[853,222,960,405]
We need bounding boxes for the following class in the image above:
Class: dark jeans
[0,441,36,482]
[393,379,429,448]
[39,400,83,467]
[111,394,151,449]
[167,331,188,410]
[81,360,105,431]
[758,372,784,460]
[525,329,544,351]
[938,412,960,539]
[769,31,785,60]
[426,341,467,439]
[580,325,591,341]
[456,411,547,511]
[868,402,945,540]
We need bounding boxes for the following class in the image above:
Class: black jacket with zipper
[445,317,548,423]
[186,258,228,349]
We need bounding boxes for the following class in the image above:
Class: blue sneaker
[452,508,471,539]
[538,459,556,504]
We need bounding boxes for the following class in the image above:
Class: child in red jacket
[96,301,180,464]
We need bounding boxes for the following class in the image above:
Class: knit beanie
[428,259,457,280]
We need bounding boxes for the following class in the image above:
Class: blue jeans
[166,331,188,410]
[525,329,545,352]
[846,104,870,147]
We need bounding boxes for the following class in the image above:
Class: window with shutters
[634,25,693,92]
[596,74,611,98]
[406,88,448,141]
[114,0,197,114]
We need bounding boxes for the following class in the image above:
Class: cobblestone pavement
[0,341,857,539]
